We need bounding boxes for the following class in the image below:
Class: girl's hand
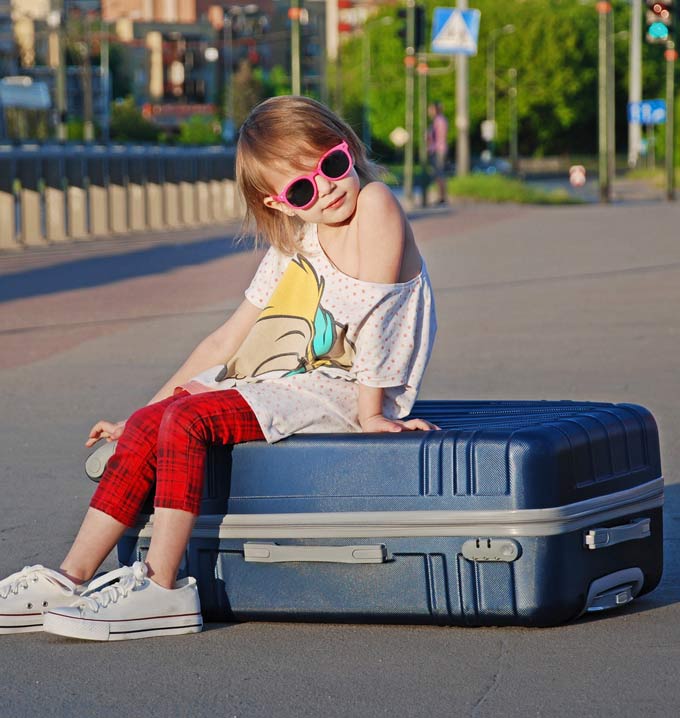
[360,415,440,433]
[85,420,126,448]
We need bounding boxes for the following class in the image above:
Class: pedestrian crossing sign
[431,8,481,56]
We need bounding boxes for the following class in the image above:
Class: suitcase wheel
[582,567,644,614]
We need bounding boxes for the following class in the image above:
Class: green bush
[110,97,160,142]
[66,118,84,141]
[178,115,222,146]
[448,174,582,205]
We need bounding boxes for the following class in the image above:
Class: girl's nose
[315,173,335,196]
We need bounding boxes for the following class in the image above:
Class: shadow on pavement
[0,235,252,303]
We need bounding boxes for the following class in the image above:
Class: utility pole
[81,12,94,142]
[290,1,302,95]
[628,0,642,167]
[665,40,677,199]
[597,1,613,202]
[417,54,428,206]
[508,67,518,174]
[486,24,515,158]
[403,0,416,205]
[455,0,470,176]
[47,2,67,141]
[101,19,110,142]
[606,3,615,189]
[325,0,339,107]
[362,28,371,148]
[643,0,676,199]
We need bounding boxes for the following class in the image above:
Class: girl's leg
[37,391,262,641]
[59,509,128,584]
[60,394,185,582]
[144,390,264,588]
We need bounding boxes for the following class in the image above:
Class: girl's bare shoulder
[356,181,401,214]
[354,182,407,284]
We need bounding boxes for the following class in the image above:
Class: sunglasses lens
[286,178,315,208]
[320,149,351,179]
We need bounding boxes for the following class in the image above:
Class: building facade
[102,0,195,23]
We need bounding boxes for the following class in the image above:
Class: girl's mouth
[325,194,346,210]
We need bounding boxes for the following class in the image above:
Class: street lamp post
[100,20,111,142]
[362,16,394,149]
[223,11,235,130]
[665,41,676,201]
[508,67,518,174]
[596,1,613,203]
[628,0,642,168]
[290,0,302,95]
[46,5,67,141]
[485,23,515,157]
[81,12,95,142]
[209,6,243,141]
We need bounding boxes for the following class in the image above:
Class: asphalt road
[1,197,679,717]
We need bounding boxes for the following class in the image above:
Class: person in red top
[427,101,449,205]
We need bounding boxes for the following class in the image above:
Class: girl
[0,96,437,641]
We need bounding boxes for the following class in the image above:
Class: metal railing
[0,143,243,250]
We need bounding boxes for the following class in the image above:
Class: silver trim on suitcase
[127,477,662,540]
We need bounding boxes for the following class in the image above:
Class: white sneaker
[0,565,84,634]
[43,561,203,642]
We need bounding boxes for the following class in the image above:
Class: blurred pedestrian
[427,101,449,205]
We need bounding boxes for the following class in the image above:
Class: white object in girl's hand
[85,440,118,481]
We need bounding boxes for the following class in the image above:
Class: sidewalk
[1,198,680,716]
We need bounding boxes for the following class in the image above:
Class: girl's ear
[263,195,296,217]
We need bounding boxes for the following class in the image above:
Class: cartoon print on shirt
[215,255,355,383]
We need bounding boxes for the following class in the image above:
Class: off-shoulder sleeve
[244,246,290,309]
[351,278,436,388]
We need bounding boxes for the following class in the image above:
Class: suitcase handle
[243,542,387,564]
[583,517,650,550]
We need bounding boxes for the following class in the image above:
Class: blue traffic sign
[431,8,481,56]
[627,100,666,125]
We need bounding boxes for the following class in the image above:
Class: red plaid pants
[90,390,264,527]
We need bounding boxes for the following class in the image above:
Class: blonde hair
[236,96,381,255]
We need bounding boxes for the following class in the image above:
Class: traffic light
[645,1,675,44]
[397,5,426,51]
[397,8,408,45]
[415,5,426,50]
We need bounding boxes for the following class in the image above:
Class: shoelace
[0,565,65,599]
[76,561,147,613]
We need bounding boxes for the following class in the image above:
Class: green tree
[109,43,134,100]
[340,0,651,159]
[232,60,266,128]
[257,65,292,97]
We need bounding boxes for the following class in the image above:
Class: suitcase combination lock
[461,538,521,562]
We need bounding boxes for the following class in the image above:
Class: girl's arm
[147,298,261,404]
[354,183,437,433]
[358,385,435,433]
[86,298,261,447]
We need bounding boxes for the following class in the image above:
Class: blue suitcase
[117,400,664,627]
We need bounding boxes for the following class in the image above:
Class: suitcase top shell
[210,400,661,515]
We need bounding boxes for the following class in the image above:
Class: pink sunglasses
[270,142,354,210]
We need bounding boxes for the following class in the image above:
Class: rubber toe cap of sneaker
[44,608,110,641]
